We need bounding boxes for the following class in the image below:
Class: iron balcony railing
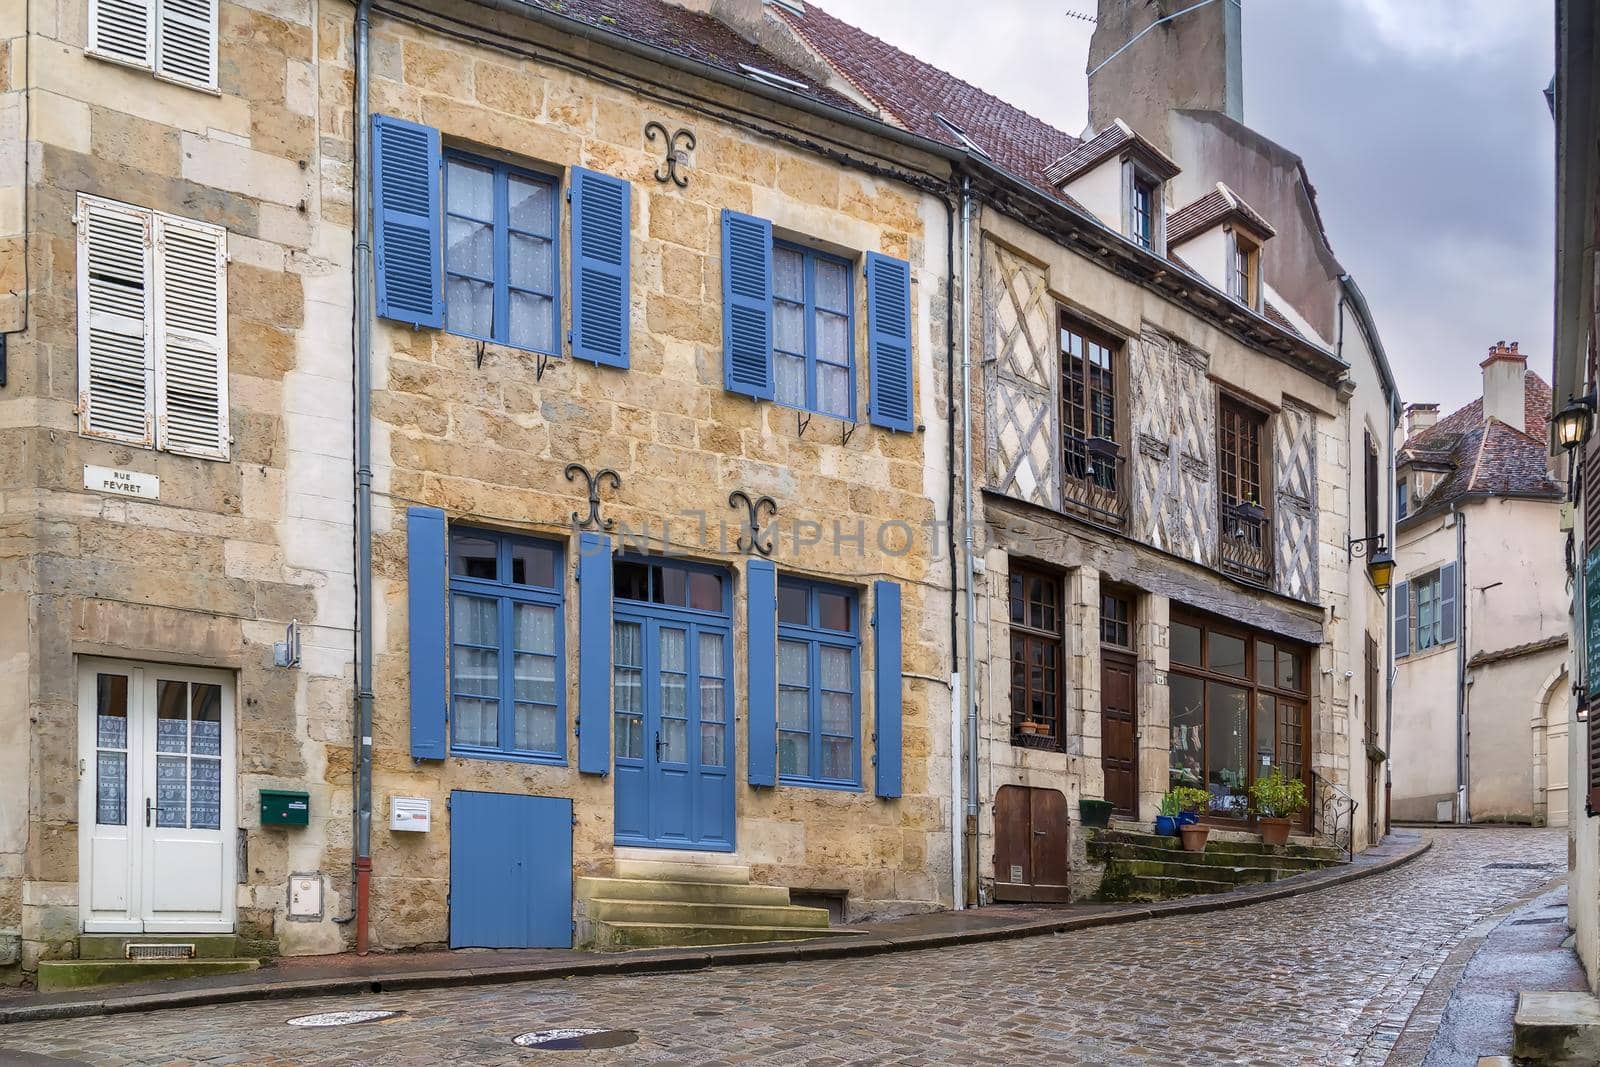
[1061,433,1128,528]
[1219,500,1273,585]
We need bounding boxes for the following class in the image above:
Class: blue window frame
[777,578,861,788]
[448,528,565,763]
[443,151,559,355]
[773,242,855,420]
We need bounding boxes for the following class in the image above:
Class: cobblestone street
[0,829,1568,1066]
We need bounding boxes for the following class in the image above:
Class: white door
[78,659,236,933]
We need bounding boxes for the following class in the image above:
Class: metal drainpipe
[1384,396,1397,835]
[942,190,963,912]
[959,176,978,906]
[1453,503,1468,823]
[352,0,376,955]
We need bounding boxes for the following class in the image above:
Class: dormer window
[1131,176,1157,250]
[1168,183,1276,313]
[1229,231,1260,308]
[1041,120,1180,249]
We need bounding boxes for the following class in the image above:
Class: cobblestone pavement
[0,828,1565,1067]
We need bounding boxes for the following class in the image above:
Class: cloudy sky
[824,0,1555,414]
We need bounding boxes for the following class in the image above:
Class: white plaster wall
[1171,227,1228,294]
[1062,159,1124,235]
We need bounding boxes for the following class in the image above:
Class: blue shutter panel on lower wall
[372,115,443,328]
[1394,580,1410,658]
[570,167,631,368]
[873,580,903,798]
[746,558,778,787]
[407,506,448,759]
[721,210,774,400]
[577,532,613,774]
[1440,562,1459,644]
[865,252,914,432]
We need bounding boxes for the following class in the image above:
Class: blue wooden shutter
[570,167,630,368]
[866,252,914,432]
[872,580,903,798]
[577,532,613,774]
[721,210,774,399]
[1393,580,1409,658]
[407,506,448,759]
[372,115,443,328]
[1440,562,1459,644]
[747,558,777,787]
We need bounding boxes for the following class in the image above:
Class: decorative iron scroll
[728,489,778,556]
[645,121,696,187]
[566,464,622,531]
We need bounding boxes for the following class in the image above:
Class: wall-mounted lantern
[1348,534,1394,593]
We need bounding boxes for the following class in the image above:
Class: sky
[822,0,1556,415]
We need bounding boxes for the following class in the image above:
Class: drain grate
[512,1029,639,1050]
[126,943,195,961]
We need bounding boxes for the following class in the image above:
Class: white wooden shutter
[155,0,218,90]
[88,0,156,70]
[154,214,229,459]
[77,196,155,447]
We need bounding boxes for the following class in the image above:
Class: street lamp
[1556,393,1595,452]
[1349,534,1394,593]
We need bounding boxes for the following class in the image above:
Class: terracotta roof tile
[1168,183,1277,247]
[1040,121,1179,187]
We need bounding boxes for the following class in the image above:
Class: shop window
[777,579,860,787]
[448,529,565,762]
[1009,564,1064,751]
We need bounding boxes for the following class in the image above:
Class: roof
[1467,635,1567,668]
[1167,183,1278,247]
[1041,120,1181,187]
[1398,369,1561,522]
[768,1,1080,198]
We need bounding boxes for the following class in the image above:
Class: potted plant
[1155,791,1181,837]
[1078,798,1113,829]
[1250,768,1307,846]
[1170,787,1211,852]
[1085,436,1120,461]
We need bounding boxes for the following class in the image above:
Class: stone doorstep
[75,934,273,961]
[36,958,261,993]
[1512,991,1600,1066]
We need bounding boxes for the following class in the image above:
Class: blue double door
[612,564,734,850]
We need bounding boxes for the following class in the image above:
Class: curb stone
[0,834,1431,1026]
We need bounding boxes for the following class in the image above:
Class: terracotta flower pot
[1179,823,1210,853]
[1258,816,1292,846]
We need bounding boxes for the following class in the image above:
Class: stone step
[1119,859,1281,885]
[1092,830,1345,864]
[1123,875,1235,900]
[576,876,791,907]
[587,919,863,951]
[1512,991,1600,1066]
[38,957,260,992]
[586,898,830,929]
[612,858,751,885]
[1095,840,1337,871]
[75,933,267,961]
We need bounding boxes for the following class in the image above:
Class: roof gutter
[1338,273,1402,417]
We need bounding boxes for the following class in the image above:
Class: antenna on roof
[1065,9,1097,23]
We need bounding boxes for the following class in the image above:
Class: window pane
[699,632,725,679]
[776,352,806,408]
[97,673,129,748]
[513,602,558,655]
[446,217,493,279]
[513,703,558,753]
[701,723,727,766]
[816,310,848,363]
[1209,633,1247,678]
[775,300,805,354]
[779,640,808,686]
[614,561,650,602]
[157,680,188,754]
[822,691,851,734]
[97,751,127,826]
[817,590,852,632]
[509,291,553,352]
[454,697,498,748]
[446,159,493,219]
[507,174,553,234]
[657,565,687,607]
[818,363,850,419]
[1169,672,1204,790]
[510,542,557,588]
[821,737,852,780]
[661,718,687,762]
[446,275,492,338]
[190,757,221,830]
[452,646,499,698]
[779,687,809,729]
[1206,682,1250,816]
[615,710,644,760]
[815,258,848,312]
[615,621,642,667]
[821,645,852,691]
[1278,649,1303,692]
[660,628,686,672]
[778,583,809,625]
[509,232,553,292]
[688,571,723,612]
[1255,693,1276,779]
[700,676,726,725]
[191,683,222,757]
[779,731,808,776]
[156,754,188,828]
[451,534,498,580]
[1256,640,1276,684]
[453,595,498,646]
[513,653,557,705]
[774,246,804,301]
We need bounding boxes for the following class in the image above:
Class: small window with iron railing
[1218,396,1272,584]
[1060,314,1126,527]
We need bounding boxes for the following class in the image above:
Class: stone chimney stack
[1087,0,1243,155]
[1480,340,1528,432]
[1405,403,1440,439]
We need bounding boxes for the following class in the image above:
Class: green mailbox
[260,789,310,827]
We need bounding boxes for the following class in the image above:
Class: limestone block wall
[323,4,958,947]
[7,0,355,970]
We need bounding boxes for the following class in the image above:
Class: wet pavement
[0,828,1568,1066]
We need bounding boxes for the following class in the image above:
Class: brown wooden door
[1101,650,1138,815]
[992,785,1070,903]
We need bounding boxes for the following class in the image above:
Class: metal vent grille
[126,943,195,961]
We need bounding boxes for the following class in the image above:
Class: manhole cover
[287,1010,404,1027]
[513,1029,639,1050]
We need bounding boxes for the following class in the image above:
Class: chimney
[1480,340,1528,433]
[1087,0,1243,157]
[1405,403,1440,438]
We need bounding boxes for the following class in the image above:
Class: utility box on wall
[261,789,310,827]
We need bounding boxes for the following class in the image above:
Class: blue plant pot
[1154,815,1180,836]
[1178,811,1200,826]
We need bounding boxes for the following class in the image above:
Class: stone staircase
[37,933,275,992]
[1089,828,1345,902]
[578,859,862,951]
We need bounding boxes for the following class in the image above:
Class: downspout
[1384,397,1396,836]
[1453,502,1468,823]
[944,190,963,912]
[959,176,978,907]
[352,0,376,955]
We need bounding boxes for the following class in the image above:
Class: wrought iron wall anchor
[645,121,696,187]
[566,464,622,531]
[728,489,778,556]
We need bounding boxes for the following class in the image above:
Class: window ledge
[777,775,863,793]
[1397,641,1457,664]
[450,748,568,768]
